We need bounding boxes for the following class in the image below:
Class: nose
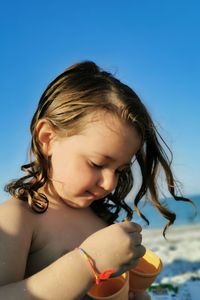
[97,170,118,193]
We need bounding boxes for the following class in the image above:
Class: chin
[65,199,92,209]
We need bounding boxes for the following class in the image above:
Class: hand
[80,221,146,276]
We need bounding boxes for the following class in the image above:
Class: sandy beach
[142,223,200,299]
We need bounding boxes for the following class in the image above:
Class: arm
[0,199,145,299]
[0,249,94,300]
[0,200,93,300]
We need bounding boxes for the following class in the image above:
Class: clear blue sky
[0,0,199,202]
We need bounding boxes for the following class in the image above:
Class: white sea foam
[142,224,200,285]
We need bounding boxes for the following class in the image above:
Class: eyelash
[91,162,103,169]
[91,162,128,175]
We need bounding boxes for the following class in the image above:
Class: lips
[87,191,105,199]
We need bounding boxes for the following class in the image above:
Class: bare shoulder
[0,197,36,233]
[0,198,36,285]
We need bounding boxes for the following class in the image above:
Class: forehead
[78,111,142,160]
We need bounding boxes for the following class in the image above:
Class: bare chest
[25,207,106,278]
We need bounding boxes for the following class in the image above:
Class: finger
[120,221,142,233]
[137,244,146,258]
[125,245,146,268]
[130,232,142,246]
[132,244,146,260]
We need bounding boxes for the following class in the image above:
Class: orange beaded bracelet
[77,247,115,285]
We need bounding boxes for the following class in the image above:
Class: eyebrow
[93,152,133,166]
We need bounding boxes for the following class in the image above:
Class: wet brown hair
[5,61,193,235]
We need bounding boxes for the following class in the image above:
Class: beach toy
[129,248,163,291]
[88,272,129,300]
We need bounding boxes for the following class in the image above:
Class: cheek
[50,154,67,180]
[62,167,98,197]
[71,164,97,188]
[51,155,97,189]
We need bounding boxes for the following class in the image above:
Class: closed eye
[91,162,132,173]
[91,162,104,169]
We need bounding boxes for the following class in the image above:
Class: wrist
[76,247,115,285]
[73,248,95,286]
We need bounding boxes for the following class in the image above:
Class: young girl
[0,61,191,300]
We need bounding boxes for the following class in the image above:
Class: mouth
[86,191,105,200]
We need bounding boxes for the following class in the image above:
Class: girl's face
[45,113,141,208]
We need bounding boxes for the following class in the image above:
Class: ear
[36,119,56,157]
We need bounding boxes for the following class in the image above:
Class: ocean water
[1,188,199,229]
[119,194,200,229]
